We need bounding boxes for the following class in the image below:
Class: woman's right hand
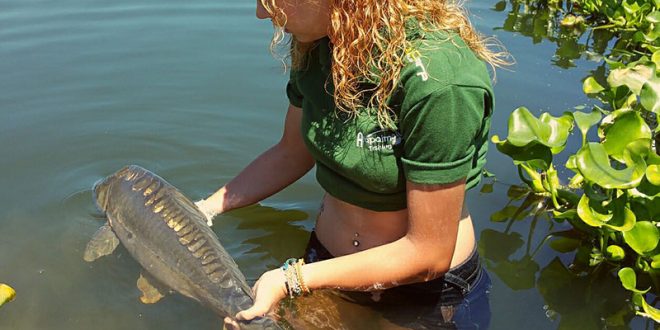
[195,198,221,226]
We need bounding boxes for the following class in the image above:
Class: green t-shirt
[287,31,494,211]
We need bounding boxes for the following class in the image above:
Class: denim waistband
[302,231,482,306]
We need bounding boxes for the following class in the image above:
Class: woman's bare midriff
[314,194,476,270]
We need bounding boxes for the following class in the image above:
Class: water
[0,0,650,329]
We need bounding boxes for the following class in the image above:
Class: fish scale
[132,174,229,279]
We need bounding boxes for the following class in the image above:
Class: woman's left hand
[224,268,288,329]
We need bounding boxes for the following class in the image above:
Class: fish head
[93,165,146,212]
[93,175,113,212]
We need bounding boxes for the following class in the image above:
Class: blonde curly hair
[260,0,510,128]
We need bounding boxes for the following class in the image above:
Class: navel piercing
[352,232,360,247]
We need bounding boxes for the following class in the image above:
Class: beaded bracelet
[294,259,310,294]
[281,258,309,298]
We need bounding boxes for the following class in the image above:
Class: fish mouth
[92,176,112,212]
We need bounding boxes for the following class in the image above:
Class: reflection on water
[479,181,652,329]
[493,0,621,68]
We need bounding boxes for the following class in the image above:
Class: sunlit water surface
[0,0,649,329]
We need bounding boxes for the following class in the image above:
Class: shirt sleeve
[286,70,304,108]
[399,84,487,185]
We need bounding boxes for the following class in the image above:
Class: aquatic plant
[492,0,660,324]
[493,61,660,323]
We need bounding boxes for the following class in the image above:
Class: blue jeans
[302,231,493,329]
[414,269,493,329]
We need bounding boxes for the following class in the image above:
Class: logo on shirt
[356,130,402,151]
[405,48,429,82]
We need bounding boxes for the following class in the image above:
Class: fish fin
[137,273,166,304]
[83,223,119,262]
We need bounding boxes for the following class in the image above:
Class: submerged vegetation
[490,0,660,326]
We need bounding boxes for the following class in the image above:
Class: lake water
[0,0,650,329]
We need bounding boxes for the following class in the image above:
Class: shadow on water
[220,204,312,272]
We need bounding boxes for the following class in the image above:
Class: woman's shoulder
[399,30,492,104]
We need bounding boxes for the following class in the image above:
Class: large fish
[84,165,281,329]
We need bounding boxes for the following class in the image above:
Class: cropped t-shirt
[286,31,494,211]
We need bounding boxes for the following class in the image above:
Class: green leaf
[549,237,581,253]
[651,254,660,269]
[503,107,573,153]
[618,268,649,293]
[608,64,654,95]
[566,154,578,170]
[603,203,636,232]
[622,0,641,17]
[552,209,577,220]
[568,173,584,188]
[640,75,660,115]
[652,51,660,69]
[624,138,654,161]
[606,245,625,261]
[576,192,635,231]
[584,183,610,203]
[583,76,605,94]
[602,111,652,162]
[590,249,604,266]
[623,221,660,254]
[577,194,612,228]
[480,182,494,193]
[648,11,660,23]
[647,164,660,185]
[644,23,660,43]
[575,143,646,189]
[635,293,660,322]
[573,110,602,145]
[648,149,660,166]
[605,57,626,70]
[492,136,553,170]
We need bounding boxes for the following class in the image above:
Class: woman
[196,0,508,328]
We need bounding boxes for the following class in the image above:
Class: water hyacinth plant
[492,0,660,323]
[493,51,660,325]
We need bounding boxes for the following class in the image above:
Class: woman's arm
[305,179,465,288]
[197,104,315,222]
[233,179,466,321]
